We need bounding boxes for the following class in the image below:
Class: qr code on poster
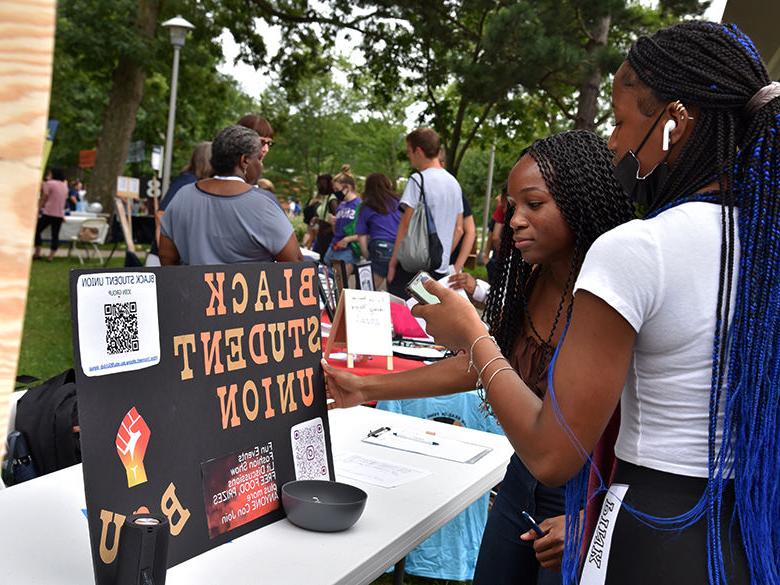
[104,302,139,355]
[291,417,329,480]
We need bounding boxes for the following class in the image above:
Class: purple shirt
[333,197,361,243]
[355,202,401,242]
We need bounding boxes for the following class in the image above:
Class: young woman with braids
[323,130,634,584]
[392,21,780,584]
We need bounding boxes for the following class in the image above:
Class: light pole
[161,16,195,198]
[478,141,496,262]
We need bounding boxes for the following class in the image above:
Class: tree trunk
[574,13,611,131]
[445,97,469,176]
[88,0,161,212]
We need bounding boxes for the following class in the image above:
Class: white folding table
[0,405,513,585]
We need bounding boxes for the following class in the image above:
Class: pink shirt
[41,180,68,218]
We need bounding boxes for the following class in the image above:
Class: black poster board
[70,262,333,585]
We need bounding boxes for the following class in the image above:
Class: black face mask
[613,109,671,209]
[334,189,346,202]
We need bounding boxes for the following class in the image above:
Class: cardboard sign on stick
[114,197,135,253]
[70,262,333,585]
[324,289,393,370]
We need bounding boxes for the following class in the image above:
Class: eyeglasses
[259,138,274,148]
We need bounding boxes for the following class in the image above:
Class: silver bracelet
[477,355,506,387]
[484,366,515,397]
[467,334,497,373]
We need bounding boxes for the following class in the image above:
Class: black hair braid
[483,131,635,393]
[485,217,530,358]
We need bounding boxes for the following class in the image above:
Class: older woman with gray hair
[159,125,303,266]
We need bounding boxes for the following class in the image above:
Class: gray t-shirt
[160,183,293,265]
[400,167,463,273]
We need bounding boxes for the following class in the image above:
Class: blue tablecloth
[377,392,504,581]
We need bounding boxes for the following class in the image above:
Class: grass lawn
[16,253,475,585]
[17,253,127,382]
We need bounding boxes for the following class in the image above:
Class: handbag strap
[410,171,426,206]
[320,194,335,220]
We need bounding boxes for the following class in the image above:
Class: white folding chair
[69,218,108,264]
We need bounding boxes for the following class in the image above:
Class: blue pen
[521,511,545,537]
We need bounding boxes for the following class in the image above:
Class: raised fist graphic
[115,407,150,487]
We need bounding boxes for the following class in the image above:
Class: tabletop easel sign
[70,262,334,585]
[324,289,393,369]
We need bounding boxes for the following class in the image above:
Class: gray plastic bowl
[282,480,368,532]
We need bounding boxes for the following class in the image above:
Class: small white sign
[76,272,161,377]
[116,175,140,199]
[357,263,374,291]
[344,289,393,357]
[291,417,329,480]
[151,145,163,172]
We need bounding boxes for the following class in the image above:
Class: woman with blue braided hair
[396,21,779,584]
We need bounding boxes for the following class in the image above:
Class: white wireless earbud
[662,119,677,151]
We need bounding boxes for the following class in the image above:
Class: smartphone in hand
[406,271,440,305]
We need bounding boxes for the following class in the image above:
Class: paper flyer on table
[362,426,491,464]
[334,452,430,488]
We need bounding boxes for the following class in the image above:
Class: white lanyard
[212,175,246,183]
[580,484,629,585]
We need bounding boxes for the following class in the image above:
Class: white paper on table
[363,426,491,464]
[334,452,431,488]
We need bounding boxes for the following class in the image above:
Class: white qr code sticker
[291,417,329,480]
[76,272,160,377]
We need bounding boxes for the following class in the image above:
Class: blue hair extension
[723,109,780,583]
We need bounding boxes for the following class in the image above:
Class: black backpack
[10,369,81,480]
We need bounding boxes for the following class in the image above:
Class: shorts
[323,246,357,267]
[368,239,394,278]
